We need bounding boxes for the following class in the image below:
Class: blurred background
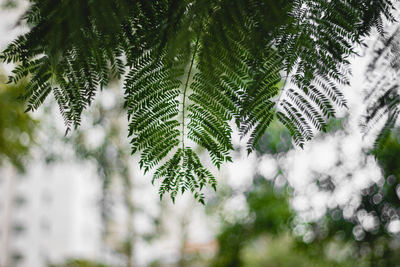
[1,1,400,266]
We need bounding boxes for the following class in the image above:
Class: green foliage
[48,259,110,267]
[255,118,293,154]
[240,235,359,267]
[293,133,400,266]
[211,178,362,267]
[212,179,293,267]
[0,73,36,171]
[1,0,397,201]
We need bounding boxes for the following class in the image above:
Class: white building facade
[0,161,103,267]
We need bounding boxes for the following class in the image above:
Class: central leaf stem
[181,33,201,151]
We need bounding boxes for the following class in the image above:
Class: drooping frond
[271,1,351,146]
[1,0,155,132]
[124,46,183,173]
[356,0,397,36]
[239,46,283,153]
[124,35,222,200]
[188,2,248,165]
[1,0,398,201]
[361,27,400,152]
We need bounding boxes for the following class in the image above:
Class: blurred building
[0,161,103,267]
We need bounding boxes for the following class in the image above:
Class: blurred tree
[210,119,400,266]
[0,70,36,171]
[211,177,365,267]
[211,179,292,267]
[210,121,301,266]
[298,133,400,266]
[49,258,110,267]
[65,86,138,266]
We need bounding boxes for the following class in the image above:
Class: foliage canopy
[1,0,397,201]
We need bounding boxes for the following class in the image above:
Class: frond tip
[152,147,216,204]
